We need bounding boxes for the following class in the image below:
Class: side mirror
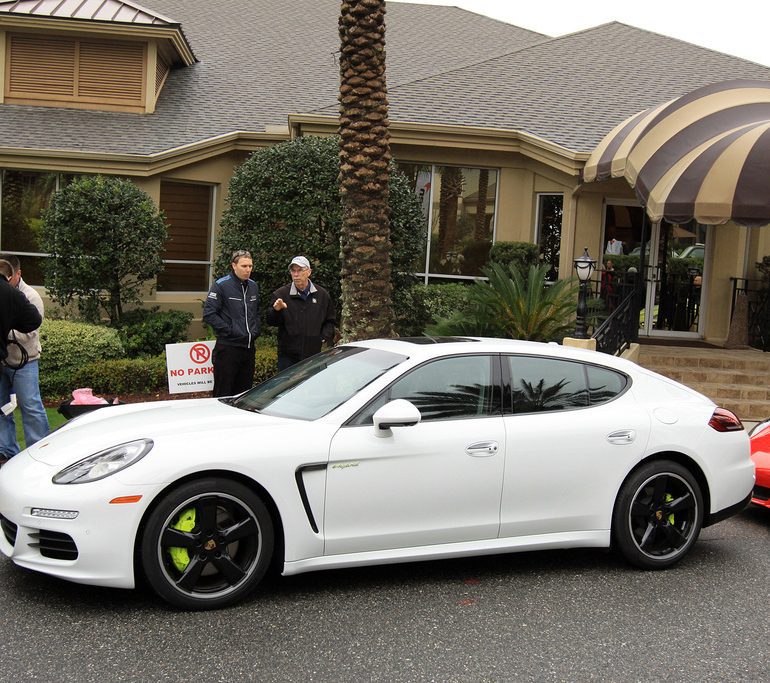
[373,399,421,437]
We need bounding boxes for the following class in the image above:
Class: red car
[749,419,770,509]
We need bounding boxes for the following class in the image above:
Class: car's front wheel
[141,478,274,609]
[613,460,703,569]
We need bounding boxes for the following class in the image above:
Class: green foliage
[215,135,425,315]
[427,263,579,342]
[253,347,278,384]
[489,241,539,276]
[40,176,168,324]
[115,307,193,358]
[73,356,168,395]
[39,319,125,398]
[394,283,470,336]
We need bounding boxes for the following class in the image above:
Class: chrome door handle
[607,429,636,445]
[466,441,498,457]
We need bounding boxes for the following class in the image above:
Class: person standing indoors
[0,258,43,467]
[203,250,260,397]
[267,256,336,371]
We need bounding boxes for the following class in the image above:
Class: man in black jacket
[267,256,336,371]
[202,250,260,397]
[0,259,42,364]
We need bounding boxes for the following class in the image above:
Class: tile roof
[0,0,547,156]
[1,2,769,157]
[373,22,770,152]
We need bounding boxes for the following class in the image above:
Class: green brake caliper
[664,493,675,525]
[168,508,196,572]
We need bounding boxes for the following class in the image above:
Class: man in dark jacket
[202,250,260,397]
[0,259,42,365]
[267,256,336,371]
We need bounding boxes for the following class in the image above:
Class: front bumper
[0,453,158,589]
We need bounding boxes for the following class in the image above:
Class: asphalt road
[1,508,768,683]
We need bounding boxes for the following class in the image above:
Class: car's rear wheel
[613,460,703,569]
[141,478,274,609]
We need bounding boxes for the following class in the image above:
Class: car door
[499,355,651,538]
[324,354,505,555]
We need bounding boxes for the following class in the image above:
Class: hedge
[394,283,470,337]
[39,319,125,398]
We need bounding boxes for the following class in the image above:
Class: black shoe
[0,455,9,468]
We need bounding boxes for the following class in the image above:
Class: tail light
[708,408,744,432]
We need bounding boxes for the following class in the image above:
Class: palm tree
[338,0,393,340]
[427,263,579,342]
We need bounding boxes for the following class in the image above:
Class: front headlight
[53,439,154,485]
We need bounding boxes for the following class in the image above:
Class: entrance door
[601,203,707,339]
[640,220,707,338]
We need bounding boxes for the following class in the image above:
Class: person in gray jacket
[0,254,48,464]
[203,250,260,397]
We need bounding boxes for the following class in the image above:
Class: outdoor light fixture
[573,247,596,339]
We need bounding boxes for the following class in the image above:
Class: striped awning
[583,79,770,227]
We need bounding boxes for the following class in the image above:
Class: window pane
[158,181,212,291]
[537,194,563,281]
[395,162,432,273]
[157,263,209,292]
[507,355,589,413]
[391,355,494,421]
[1,170,57,253]
[586,365,627,405]
[430,166,497,277]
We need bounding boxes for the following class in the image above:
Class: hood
[28,398,291,466]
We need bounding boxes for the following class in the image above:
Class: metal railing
[592,288,639,355]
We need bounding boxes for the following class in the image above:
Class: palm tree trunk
[338,0,393,340]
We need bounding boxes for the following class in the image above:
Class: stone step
[642,366,764,387]
[635,344,770,421]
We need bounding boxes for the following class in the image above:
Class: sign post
[165,341,215,394]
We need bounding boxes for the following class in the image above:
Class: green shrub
[39,319,125,399]
[489,241,539,276]
[427,263,578,342]
[40,175,167,324]
[115,307,193,358]
[394,283,470,337]
[215,135,425,327]
[254,347,278,384]
[73,356,168,396]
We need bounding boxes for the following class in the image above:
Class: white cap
[289,256,310,270]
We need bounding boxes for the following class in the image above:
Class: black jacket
[202,272,260,348]
[266,281,335,360]
[0,278,42,362]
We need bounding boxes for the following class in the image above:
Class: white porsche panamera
[0,337,754,610]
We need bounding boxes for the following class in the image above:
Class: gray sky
[390,0,770,68]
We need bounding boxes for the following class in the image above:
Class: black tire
[612,460,703,569]
[141,478,274,609]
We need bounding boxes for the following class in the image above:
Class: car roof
[346,336,635,371]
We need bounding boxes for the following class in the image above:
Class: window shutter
[78,39,145,103]
[7,34,76,97]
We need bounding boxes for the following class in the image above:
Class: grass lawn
[14,407,67,451]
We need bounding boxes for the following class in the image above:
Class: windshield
[231,346,407,420]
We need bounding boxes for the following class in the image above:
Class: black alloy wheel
[141,478,274,609]
[613,460,703,569]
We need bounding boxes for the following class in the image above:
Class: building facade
[2,0,770,344]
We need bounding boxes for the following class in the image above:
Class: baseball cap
[289,256,310,270]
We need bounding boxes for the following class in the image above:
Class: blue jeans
[0,360,50,457]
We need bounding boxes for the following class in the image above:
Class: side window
[507,356,589,414]
[586,365,628,405]
[349,355,497,425]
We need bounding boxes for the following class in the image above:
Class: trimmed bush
[73,356,168,396]
[39,319,125,399]
[489,241,539,276]
[254,347,278,384]
[394,283,470,337]
[115,307,193,358]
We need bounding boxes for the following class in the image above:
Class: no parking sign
[165,341,216,394]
